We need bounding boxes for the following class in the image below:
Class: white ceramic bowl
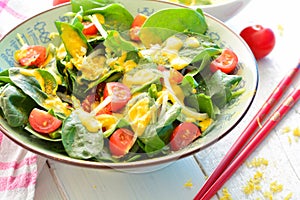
[0,0,257,170]
[200,0,252,21]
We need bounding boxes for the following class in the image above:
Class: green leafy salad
[0,0,244,162]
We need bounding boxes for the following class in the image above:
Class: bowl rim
[0,2,259,170]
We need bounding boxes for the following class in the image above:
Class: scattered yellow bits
[281,126,300,143]
[242,157,294,199]
[269,181,283,193]
[242,171,263,194]
[219,187,232,200]
[288,135,292,144]
[281,126,291,133]
[183,179,193,188]
[277,24,284,36]
[293,127,300,137]
[246,157,269,168]
[263,191,273,200]
[284,192,293,200]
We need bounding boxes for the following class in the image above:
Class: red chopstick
[194,61,300,200]
[198,85,300,200]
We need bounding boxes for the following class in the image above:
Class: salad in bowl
[0,0,257,169]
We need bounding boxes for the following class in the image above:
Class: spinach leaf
[72,0,114,12]
[140,8,207,46]
[0,69,12,86]
[9,68,71,118]
[25,125,62,142]
[84,3,134,32]
[139,125,166,156]
[55,21,93,59]
[156,103,181,131]
[0,84,36,127]
[180,75,216,118]
[62,110,104,159]
[104,30,138,57]
[206,70,243,108]
[9,68,48,107]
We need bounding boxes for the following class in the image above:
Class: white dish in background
[161,0,252,21]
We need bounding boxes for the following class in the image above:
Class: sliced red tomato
[15,45,47,67]
[29,108,62,134]
[109,128,135,157]
[170,122,201,151]
[210,48,238,74]
[103,82,131,112]
[240,25,275,60]
[129,13,148,41]
[131,13,148,28]
[82,21,98,36]
[53,0,70,6]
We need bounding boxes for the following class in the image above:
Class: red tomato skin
[170,122,201,151]
[103,82,131,112]
[53,0,70,6]
[131,13,148,28]
[16,45,47,67]
[240,25,275,60]
[29,108,62,134]
[82,22,98,36]
[109,128,135,157]
[210,48,238,74]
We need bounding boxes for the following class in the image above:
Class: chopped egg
[183,179,193,188]
[246,157,268,168]
[219,187,232,200]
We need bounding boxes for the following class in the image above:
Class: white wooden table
[34,0,300,199]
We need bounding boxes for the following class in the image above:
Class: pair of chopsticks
[194,60,300,200]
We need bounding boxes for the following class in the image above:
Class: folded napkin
[0,0,52,199]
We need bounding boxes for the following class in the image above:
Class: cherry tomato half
[103,82,131,112]
[131,13,148,28]
[109,128,135,157]
[240,25,275,60]
[15,45,47,67]
[53,0,70,6]
[29,108,62,134]
[210,48,238,74]
[170,122,201,151]
[129,13,148,41]
[82,21,98,36]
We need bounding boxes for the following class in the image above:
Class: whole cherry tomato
[240,25,275,60]
[53,0,70,6]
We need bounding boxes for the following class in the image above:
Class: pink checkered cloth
[0,0,52,199]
